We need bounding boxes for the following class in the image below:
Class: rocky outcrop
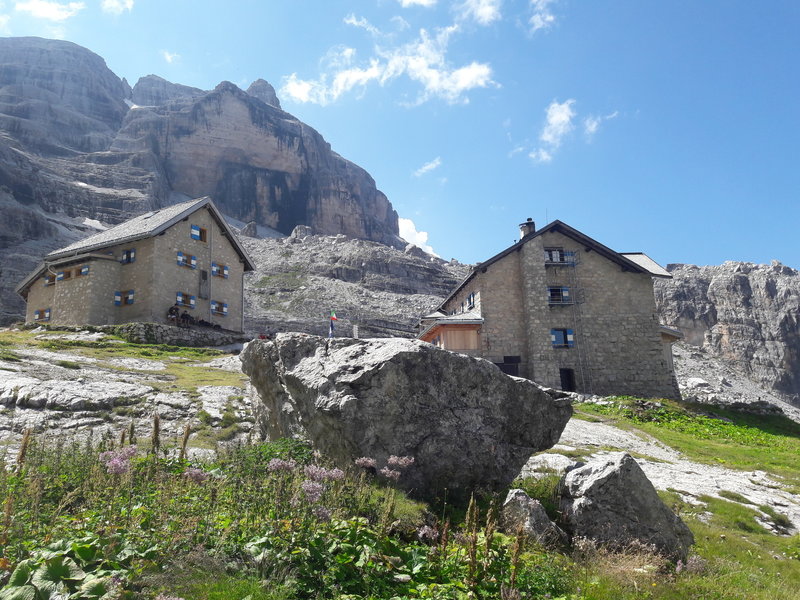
[559,452,694,560]
[246,79,281,109]
[242,233,470,337]
[656,262,800,400]
[130,75,205,106]
[240,333,573,502]
[112,81,400,245]
[0,37,129,154]
[501,489,568,546]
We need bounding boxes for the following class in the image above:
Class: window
[176,251,197,269]
[77,265,89,277]
[467,292,476,309]
[211,262,229,278]
[43,274,55,286]
[190,225,207,242]
[175,292,196,308]
[56,270,71,281]
[121,248,136,264]
[114,290,135,306]
[559,368,577,392]
[551,328,574,348]
[33,308,51,321]
[547,286,572,305]
[210,300,228,316]
[544,248,576,264]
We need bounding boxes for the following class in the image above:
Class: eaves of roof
[436,220,651,311]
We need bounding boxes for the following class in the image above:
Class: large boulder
[240,333,573,502]
[559,452,694,560]
[501,489,568,547]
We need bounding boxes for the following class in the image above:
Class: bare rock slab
[240,333,572,502]
[560,452,694,561]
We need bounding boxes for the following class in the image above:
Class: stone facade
[18,198,253,332]
[420,221,680,400]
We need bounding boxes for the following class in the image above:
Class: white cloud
[457,0,502,26]
[529,0,556,33]
[0,14,10,31]
[100,0,132,15]
[391,15,410,30]
[413,156,442,177]
[399,0,437,7]
[399,217,439,256]
[161,50,180,64]
[540,98,575,146]
[280,24,494,106]
[15,0,85,21]
[583,110,618,139]
[530,98,575,163]
[344,13,380,36]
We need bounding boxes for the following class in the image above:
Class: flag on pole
[329,310,337,338]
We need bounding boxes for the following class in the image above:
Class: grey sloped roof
[620,252,672,278]
[47,197,211,258]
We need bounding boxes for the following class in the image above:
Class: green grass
[253,270,306,290]
[576,398,800,487]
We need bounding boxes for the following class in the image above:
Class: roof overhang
[659,324,683,342]
[419,318,483,341]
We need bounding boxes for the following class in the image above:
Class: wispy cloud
[280,24,494,106]
[584,110,618,139]
[529,0,556,33]
[0,14,10,32]
[399,0,437,7]
[344,13,380,36]
[161,50,180,64]
[399,217,439,256]
[15,1,85,21]
[413,156,442,177]
[456,0,502,26]
[100,0,132,15]
[530,98,575,163]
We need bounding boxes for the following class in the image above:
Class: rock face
[559,452,694,561]
[240,333,573,502]
[242,233,470,337]
[656,262,800,400]
[0,37,402,323]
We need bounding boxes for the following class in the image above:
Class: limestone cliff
[655,262,800,400]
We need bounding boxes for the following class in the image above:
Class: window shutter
[189,295,196,308]
[190,255,197,269]
[223,265,229,278]
[56,271,64,281]
[211,262,218,276]
[81,265,89,276]
[44,308,51,320]
[550,330,557,345]
[177,251,184,266]
[190,225,201,240]
[222,303,228,315]
[566,329,575,347]
[114,291,122,306]
[176,292,183,305]
[34,310,40,320]
[562,287,570,299]
[126,290,135,305]
[130,249,136,262]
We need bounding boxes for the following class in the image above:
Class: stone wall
[111,322,246,347]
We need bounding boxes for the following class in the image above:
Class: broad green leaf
[0,584,37,600]
[7,560,34,587]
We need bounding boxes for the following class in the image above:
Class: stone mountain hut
[16,197,255,332]
[418,218,682,400]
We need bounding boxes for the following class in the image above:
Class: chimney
[519,217,535,238]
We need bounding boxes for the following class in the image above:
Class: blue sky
[3,1,799,268]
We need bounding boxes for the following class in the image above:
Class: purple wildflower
[379,467,401,481]
[304,465,345,482]
[417,525,438,543]
[387,455,415,469]
[313,506,332,522]
[301,480,325,503]
[268,458,297,472]
[99,446,137,475]
[354,457,377,469]
[184,467,208,483]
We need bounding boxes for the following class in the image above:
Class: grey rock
[657,262,800,399]
[241,221,259,238]
[501,489,568,546]
[130,75,205,106]
[559,452,694,560]
[246,79,281,109]
[240,333,573,502]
